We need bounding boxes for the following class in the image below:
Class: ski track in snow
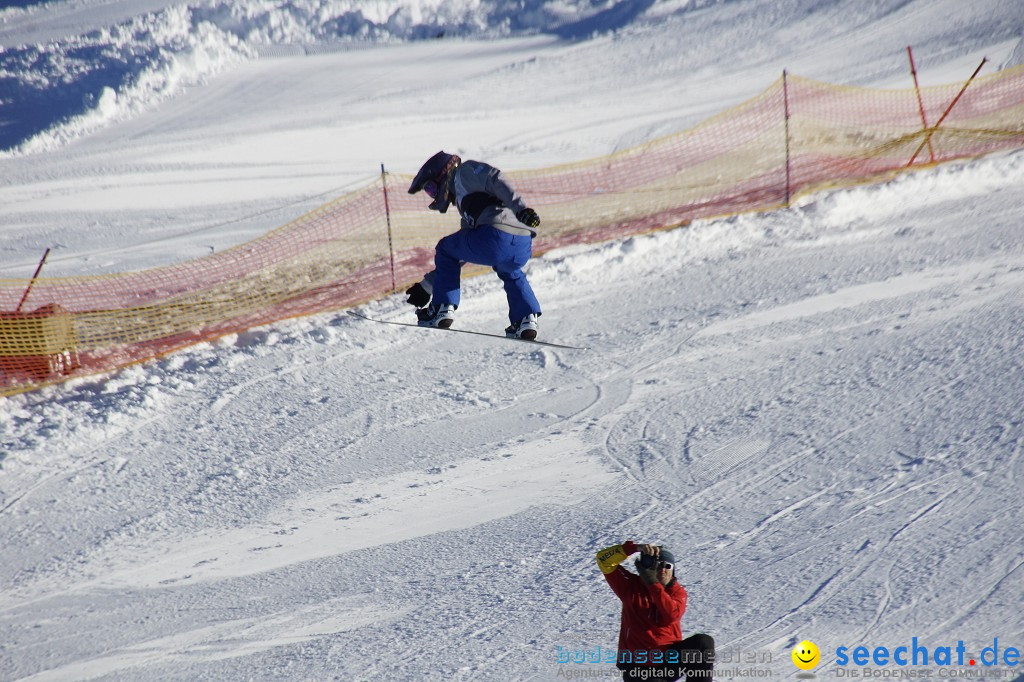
[3,1,1024,680]
[3,157,1024,678]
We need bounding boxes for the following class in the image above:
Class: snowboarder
[596,540,715,680]
[405,151,543,340]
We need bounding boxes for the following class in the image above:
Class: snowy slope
[2,1,1024,680]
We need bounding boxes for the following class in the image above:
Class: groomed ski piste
[2,1,1023,680]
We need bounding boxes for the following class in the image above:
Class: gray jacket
[452,160,536,238]
[417,160,535,297]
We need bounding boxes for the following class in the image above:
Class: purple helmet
[409,151,461,213]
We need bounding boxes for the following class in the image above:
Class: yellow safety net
[2,66,1023,396]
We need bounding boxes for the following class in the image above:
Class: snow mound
[0,0,687,155]
[0,5,253,155]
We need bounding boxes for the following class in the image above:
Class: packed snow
[1,1,1023,680]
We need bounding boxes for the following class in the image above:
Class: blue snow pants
[431,225,541,325]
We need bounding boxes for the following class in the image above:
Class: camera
[639,552,657,569]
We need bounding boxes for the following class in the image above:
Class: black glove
[516,208,540,228]
[405,282,430,307]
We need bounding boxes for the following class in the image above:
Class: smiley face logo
[792,640,820,670]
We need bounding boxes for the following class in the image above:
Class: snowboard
[346,311,588,350]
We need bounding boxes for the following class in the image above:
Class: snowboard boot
[505,313,539,340]
[416,304,455,329]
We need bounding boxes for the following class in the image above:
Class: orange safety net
[3,66,1024,396]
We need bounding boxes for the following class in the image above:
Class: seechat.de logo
[835,638,1020,668]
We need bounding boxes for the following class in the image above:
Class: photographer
[596,541,715,681]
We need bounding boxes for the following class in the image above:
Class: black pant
[621,634,716,681]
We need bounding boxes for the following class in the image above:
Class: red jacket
[596,540,688,665]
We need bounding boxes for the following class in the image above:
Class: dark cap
[409,151,451,194]
[408,151,461,213]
